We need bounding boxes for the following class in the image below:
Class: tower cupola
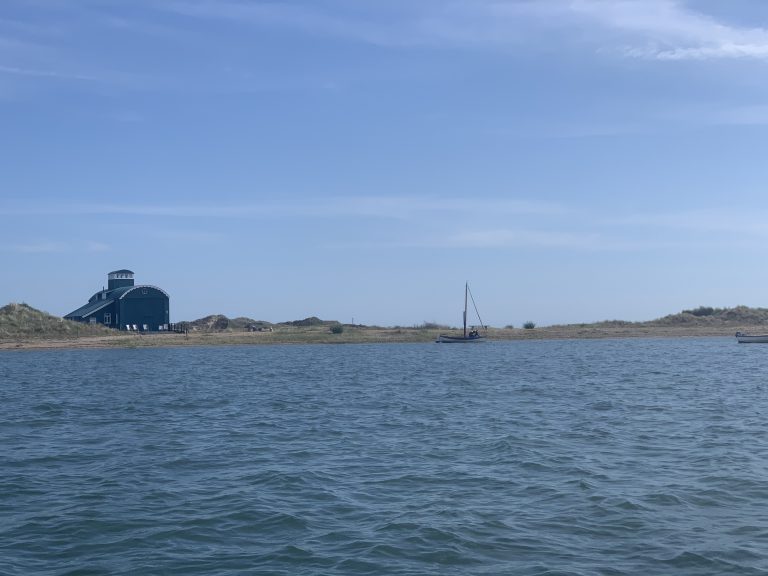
[108,269,135,290]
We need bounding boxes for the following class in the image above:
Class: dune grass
[0,303,117,340]
[3,302,768,350]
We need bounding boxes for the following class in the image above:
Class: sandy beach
[0,323,749,351]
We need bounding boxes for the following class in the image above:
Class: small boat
[436,283,486,343]
[735,332,768,343]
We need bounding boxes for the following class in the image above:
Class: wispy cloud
[319,196,566,220]
[615,208,768,237]
[165,0,429,47]
[459,0,768,61]
[445,228,604,249]
[0,7,174,90]
[0,197,566,220]
[566,0,768,61]
[0,64,96,81]
[0,240,111,253]
[166,0,768,61]
[449,0,768,61]
[2,241,68,253]
[2,0,765,102]
[5,198,764,253]
[0,202,257,218]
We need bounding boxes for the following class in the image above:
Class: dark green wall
[117,287,169,331]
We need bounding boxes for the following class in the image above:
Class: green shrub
[523,321,536,329]
[330,324,344,334]
[414,322,449,330]
[682,306,717,317]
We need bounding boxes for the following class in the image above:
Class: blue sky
[3,0,768,327]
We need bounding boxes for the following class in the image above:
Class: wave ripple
[2,339,768,574]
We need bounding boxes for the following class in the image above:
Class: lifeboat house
[65,269,170,331]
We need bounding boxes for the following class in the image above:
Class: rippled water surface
[2,338,768,575]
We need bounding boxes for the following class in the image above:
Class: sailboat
[436,283,486,343]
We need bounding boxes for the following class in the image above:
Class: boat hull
[436,334,485,343]
[736,332,768,343]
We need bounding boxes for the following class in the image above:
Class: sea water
[1,338,768,575]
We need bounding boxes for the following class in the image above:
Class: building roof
[113,285,170,300]
[65,284,170,319]
[108,269,134,275]
[65,298,114,319]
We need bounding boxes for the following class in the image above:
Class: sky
[3,0,768,328]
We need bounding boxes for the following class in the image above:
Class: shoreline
[0,324,749,351]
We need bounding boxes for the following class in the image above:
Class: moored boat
[735,332,768,343]
[436,283,486,343]
[436,330,484,343]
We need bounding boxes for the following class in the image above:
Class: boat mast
[463,282,468,338]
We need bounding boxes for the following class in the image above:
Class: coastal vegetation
[2,302,768,350]
[0,303,114,339]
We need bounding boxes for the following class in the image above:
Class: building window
[104,313,111,325]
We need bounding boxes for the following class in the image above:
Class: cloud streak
[3,0,766,102]
[567,0,768,61]
[445,228,604,249]
[0,196,566,220]
[0,240,109,253]
[5,198,766,254]
[2,241,68,253]
[614,208,768,238]
[165,0,768,61]
[0,64,96,81]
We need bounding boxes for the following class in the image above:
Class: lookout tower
[108,269,135,290]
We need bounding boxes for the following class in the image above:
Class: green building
[65,269,170,331]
